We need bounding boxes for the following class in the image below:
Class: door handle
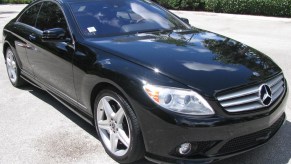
[26,44,34,50]
[29,34,36,41]
[16,42,33,50]
[17,43,27,48]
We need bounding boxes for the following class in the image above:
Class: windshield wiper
[173,28,193,33]
[135,28,173,34]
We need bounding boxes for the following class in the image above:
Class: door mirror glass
[42,28,70,42]
[180,18,190,25]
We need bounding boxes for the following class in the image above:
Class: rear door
[26,1,77,101]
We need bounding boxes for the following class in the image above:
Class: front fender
[75,48,187,114]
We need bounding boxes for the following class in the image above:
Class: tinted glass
[70,0,190,37]
[36,2,68,32]
[18,3,42,27]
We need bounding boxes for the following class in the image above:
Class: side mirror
[180,18,190,25]
[42,28,70,42]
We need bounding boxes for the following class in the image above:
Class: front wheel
[5,47,26,87]
[94,89,144,163]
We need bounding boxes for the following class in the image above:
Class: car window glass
[18,3,42,27]
[36,1,68,33]
[70,0,190,37]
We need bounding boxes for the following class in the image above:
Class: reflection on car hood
[86,28,281,97]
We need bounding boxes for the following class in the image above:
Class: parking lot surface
[0,5,291,164]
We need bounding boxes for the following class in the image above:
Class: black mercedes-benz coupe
[2,0,288,163]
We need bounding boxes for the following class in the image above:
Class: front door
[27,1,77,101]
[14,2,43,76]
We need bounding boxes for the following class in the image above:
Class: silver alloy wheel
[6,49,17,83]
[97,96,131,156]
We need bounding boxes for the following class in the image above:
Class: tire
[5,47,27,87]
[94,88,145,163]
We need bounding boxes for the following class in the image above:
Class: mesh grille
[218,114,285,155]
[217,74,285,113]
[195,141,216,155]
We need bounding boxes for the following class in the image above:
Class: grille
[217,74,285,113]
[195,141,217,155]
[218,114,285,155]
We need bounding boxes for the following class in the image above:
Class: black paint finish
[2,0,288,163]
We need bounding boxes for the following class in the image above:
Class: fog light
[178,143,191,155]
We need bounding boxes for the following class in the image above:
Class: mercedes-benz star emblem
[259,84,272,106]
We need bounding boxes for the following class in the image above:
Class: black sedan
[2,0,288,163]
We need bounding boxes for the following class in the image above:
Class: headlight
[143,84,214,115]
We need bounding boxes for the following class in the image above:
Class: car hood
[86,28,281,97]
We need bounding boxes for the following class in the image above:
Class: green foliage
[154,0,205,10]
[1,0,291,17]
[154,0,291,17]
[204,0,291,17]
[0,0,32,4]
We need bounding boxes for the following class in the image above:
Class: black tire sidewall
[94,89,144,163]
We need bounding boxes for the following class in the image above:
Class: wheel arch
[90,81,141,118]
[3,41,11,59]
[90,82,121,116]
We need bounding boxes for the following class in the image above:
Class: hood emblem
[259,84,272,106]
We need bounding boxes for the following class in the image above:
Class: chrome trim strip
[272,87,284,102]
[217,86,258,101]
[271,80,284,93]
[225,102,263,113]
[221,96,260,108]
[267,75,283,87]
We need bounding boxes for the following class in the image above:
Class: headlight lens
[143,84,214,115]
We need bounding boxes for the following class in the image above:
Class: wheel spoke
[110,132,118,153]
[7,66,11,73]
[11,67,16,76]
[114,108,125,124]
[117,129,130,148]
[6,57,11,66]
[11,61,16,69]
[97,105,105,121]
[98,120,111,132]
[102,99,115,119]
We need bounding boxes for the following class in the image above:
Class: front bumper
[134,83,288,163]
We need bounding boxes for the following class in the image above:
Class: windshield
[69,0,190,37]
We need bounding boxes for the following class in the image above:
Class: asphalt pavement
[0,4,291,164]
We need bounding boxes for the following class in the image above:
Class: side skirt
[20,70,94,125]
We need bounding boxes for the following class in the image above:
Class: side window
[18,3,42,27]
[36,2,68,33]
